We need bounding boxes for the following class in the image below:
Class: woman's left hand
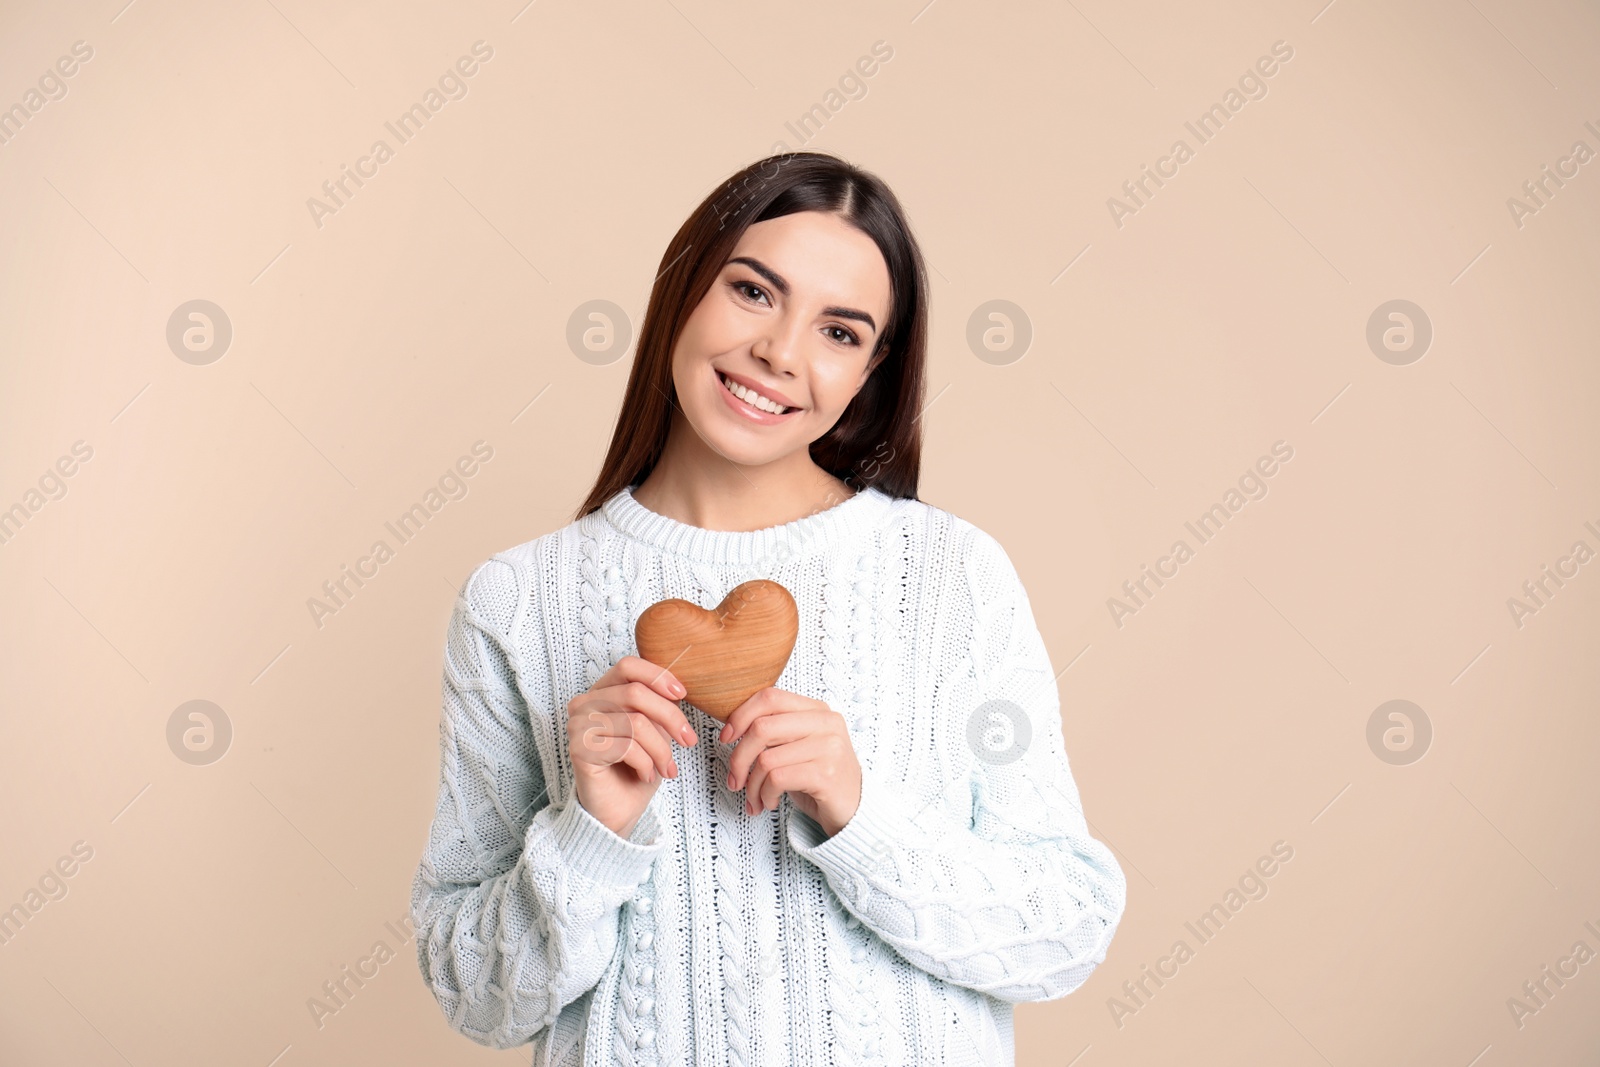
[720,687,862,836]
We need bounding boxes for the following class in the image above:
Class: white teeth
[720,372,789,414]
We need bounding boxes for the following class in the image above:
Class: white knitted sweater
[409,484,1126,1065]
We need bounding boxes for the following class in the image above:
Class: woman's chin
[708,439,794,468]
[694,422,798,468]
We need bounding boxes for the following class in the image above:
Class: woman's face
[668,210,893,469]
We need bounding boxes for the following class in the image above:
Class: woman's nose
[752,323,802,376]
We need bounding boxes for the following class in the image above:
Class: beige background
[2,0,1597,1063]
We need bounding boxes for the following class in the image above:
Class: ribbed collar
[599,484,897,566]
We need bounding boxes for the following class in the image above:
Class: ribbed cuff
[543,795,665,887]
[786,767,911,879]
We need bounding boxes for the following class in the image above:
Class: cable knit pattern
[410,485,1127,1065]
[713,781,753,1067]
[688,558,761,1067]
[818,550,888,1065]
[609,543,660,1067]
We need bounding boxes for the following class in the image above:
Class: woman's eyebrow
[727,255,878,334]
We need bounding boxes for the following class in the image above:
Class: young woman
[410,151,1126,1065]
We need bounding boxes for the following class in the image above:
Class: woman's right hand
[566,655,698,839]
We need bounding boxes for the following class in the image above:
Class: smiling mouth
[717,370,796,415]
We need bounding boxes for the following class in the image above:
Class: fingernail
[671,680,685,697]
[727,772,736,790]
[669,762,679,777]
[681,725,696,745]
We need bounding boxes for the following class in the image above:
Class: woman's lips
[714,367,800,425]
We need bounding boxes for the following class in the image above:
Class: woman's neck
[630,436,856,534]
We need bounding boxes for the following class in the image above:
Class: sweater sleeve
[785,528,1127,1003]
[410,558,666,1049]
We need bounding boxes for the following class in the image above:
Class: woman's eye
[730,279,858,346]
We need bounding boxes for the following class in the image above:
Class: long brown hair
[574,151,929,521]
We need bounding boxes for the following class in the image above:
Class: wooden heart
[634,579,798,722]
